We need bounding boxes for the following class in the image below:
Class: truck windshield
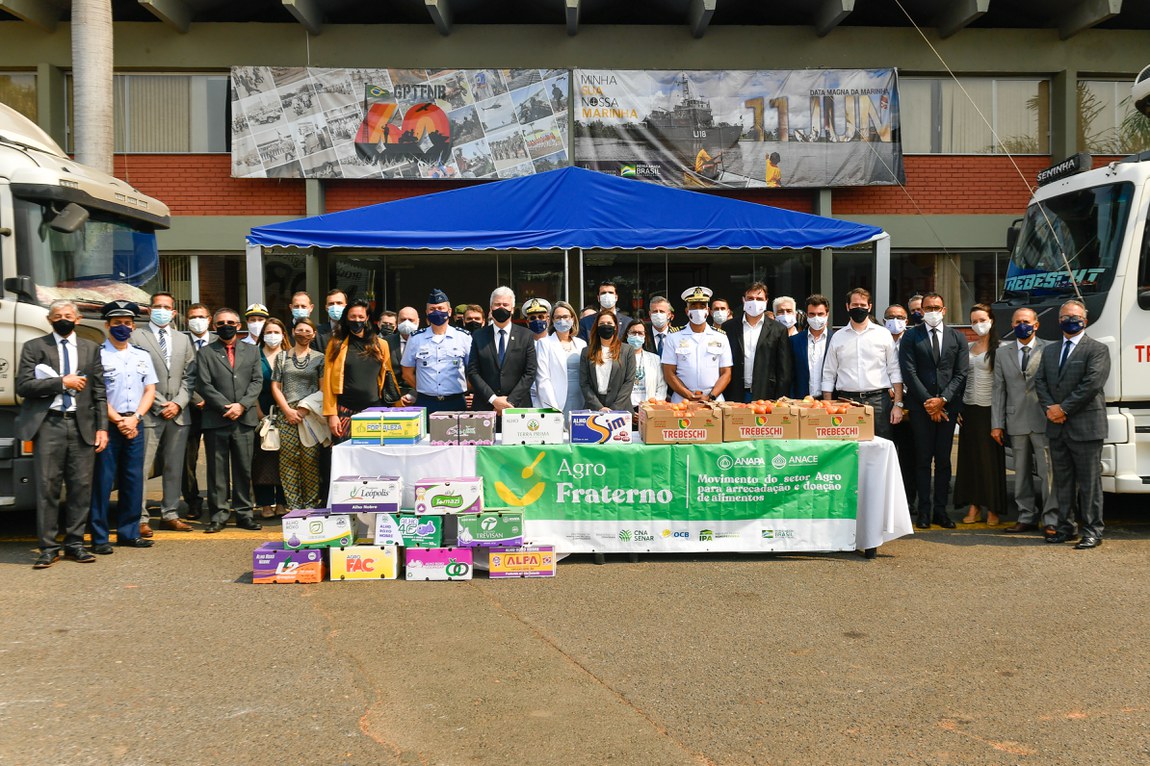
[11,196,158,308]
[1002,181,1133,296]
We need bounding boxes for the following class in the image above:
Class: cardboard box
[405,547,474,581]
[798,401,875,441]
[638,404,722,445]
[428,411,459,445]
[413,477,484,515]
[569,410,633,444]
[282,510,355,549]
[456,512,524,547]
[457,411,496,445]
[252,543,326,584]
[329,475,403,513]
[371,512,404,546]
[501,408,565,445]
[397,514,444,548]
[356,406,426,445]
[349,411,384,445]
[488,546,557,578]
[329,545,400,580]
[720,403,801,441]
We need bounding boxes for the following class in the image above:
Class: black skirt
[952,403,1007,513]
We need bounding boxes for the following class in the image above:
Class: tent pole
[577,248,585,311]
[819,247,833,302]
[245,242,265,306]
[563,248,570,304]
[874,234,891,313]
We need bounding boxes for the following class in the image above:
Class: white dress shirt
[822,320,901,393]
[807,331,828,397]
[150,323,172,368]
[52,332,79,412]
[742,316,764,389]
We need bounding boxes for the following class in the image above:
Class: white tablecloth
[331,438,912,551]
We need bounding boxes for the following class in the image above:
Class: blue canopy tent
[245,166,890,308]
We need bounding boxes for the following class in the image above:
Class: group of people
[19,278,1110,569]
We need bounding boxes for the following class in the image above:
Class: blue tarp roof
[248,166,884,251]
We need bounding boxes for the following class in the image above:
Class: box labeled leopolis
[329,475,402,513]
[456,512,524,547]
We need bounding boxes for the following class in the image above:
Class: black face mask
[464,321,483,334]
[597,324,617,341]
[348,320,367,334]
[216,324,238,341]
[908,311,924,326]
[848,307,871,324]
[491,307,512,323]
[51,319,76,337]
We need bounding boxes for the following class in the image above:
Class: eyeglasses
[215,320,240,327]
[1058,315,1083,322]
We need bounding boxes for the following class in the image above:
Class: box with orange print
[719,403,801,441]
[637,404,722,445]
[798,401,874,441]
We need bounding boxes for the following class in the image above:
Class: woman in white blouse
[579,309,636,411]
[534,301,586,416]
[625,320,667,407]
[954,303,1007,525]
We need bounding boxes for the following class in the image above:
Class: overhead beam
[283,0,323,35]
[688,0,715,39]
[814,0,854,37]
[425,0,452,36]
[0,0,58,31]
[566,0,579,36]
[934,0,990,38]
[1058,0,1122,40]
[139,0,192,33]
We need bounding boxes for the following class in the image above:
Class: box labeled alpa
[457,512,524,547]
[798,400,875,441]
[488,546,557,578]
[569,410,633,444]
[329,545,400,580]
[719,403,801,441]
[501,408,565,445]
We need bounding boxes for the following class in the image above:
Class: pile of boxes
[636,400,874,443]
[428,411,497,446]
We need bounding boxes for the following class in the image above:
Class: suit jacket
[1035,333,1110,441]
[133,326,196,425]
[579,346,637,411]
[899,324,969,415]
[789,329,833,399]
[15,333,108,444]
[385,332,415,400]
[195,340,264,429]
[990,338,1049,435]
[185,331,217,407]
[466,324,537,407]
[577,312,633,342]
[722,316,793,400]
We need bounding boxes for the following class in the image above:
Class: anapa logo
[716,454,734,470]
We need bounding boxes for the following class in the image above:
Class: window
[1079,80,1150,155]
[890,250,1007,319]
[900,77,1050,155]
[66,73,229,153]
[0,72,37,121]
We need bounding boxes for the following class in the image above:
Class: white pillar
[245,242,265,306]
[874,234,891,312]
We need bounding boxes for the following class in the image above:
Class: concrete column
[35,63,67,148]
[1050,68,1078,161]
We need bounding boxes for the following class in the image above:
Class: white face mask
[397,319,417,337]
[923,310,944,328]
[885,318,906,335]
[553,318,574,334]
[971,320,992,337]
[711,309,730,325]
[776,313,797,329]
[649,311,669,329]
[262,333,283,348]
[688,309,709,326]
[188,317,210,335]
[806,315,828,331]
[743,300,767,318]
[247,320,266,337]
[599,293,617,310]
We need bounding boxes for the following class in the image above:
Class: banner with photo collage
[230,66,570,180]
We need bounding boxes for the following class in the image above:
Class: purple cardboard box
[252,542,325,584]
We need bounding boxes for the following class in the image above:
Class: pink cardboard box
[404,547,474,581]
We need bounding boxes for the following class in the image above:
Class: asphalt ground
[3,493,1150,766]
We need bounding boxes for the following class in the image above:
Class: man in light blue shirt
[401,288,471,420]
[90,301,158,553]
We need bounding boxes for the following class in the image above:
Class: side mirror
[48,202,89,234]
[3,275,36,300]
[1005,218,1023,253]
[1139,289,1150,310]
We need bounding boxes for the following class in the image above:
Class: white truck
[0,102,170,510]
[995,65,1150,494]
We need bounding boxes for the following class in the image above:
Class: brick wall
[112,154,306,216]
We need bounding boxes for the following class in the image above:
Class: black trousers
[909,405,958,521]
[32,414,95,554]
[182,405,208,513]
[1049,436,1104,538]
[204,422,255,524]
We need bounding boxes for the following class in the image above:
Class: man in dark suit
[899,292,969,529]
[577,280,632,341]
[789,294,833,399]
[466,286,537,415]
[1035,299,1110,549]
[15,299,108,568]
[385,306,420,402]
[317,288,347,353]
[182,302,215,521]
[195,307,265,533]
[722,281,793,401]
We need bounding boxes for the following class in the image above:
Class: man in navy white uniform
[401,288,472,418]
[661,286,734,403]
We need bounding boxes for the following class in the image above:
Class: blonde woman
[534,301,586,417]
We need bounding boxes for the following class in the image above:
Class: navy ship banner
[573,69,904,189]
[230,66,570,180]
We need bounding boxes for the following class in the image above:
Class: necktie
[196,338,205,350]
[60,339,73,411]
[159,328,169,367]
[1020,345,1031,376]
[226,343,235,367]
[497,329,506,367]
[930,329,940,364]
[656,333,664,357]
[1059,339,1072,370]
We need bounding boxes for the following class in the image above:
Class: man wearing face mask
[884,304,916,509]
[722,282,792,402]
[462,305,486,335]
[132,291,196,534]
[1035,300,1110,549]
[577,280,632,342]
[378,310,398,336]
[289,291,314,327]
[991,307,1058,535]
[522,297,552,406]
[386,306,420,404]
[661,286,733,403]
[401,290,471,418]
[182,303,215,521]
[773,296,800,336]
[709,298,731,329]
[906,293,925,327]
[318,289,347,353]
[789,295,833,399]
[467,286,538,416]
[648,296,676,359]
[898,292,968,529]
[242,303,270,346]
[822,288,903,440]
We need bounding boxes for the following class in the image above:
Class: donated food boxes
[501,408,565,444]
[252,543,326,584]
[488,546,557,578]
[568,410,633,444]
[282,509,355,549]
[456,512,524,547]
[637,402,722,444]
[328,475,402,513]
[405,547,474,581]
[329,545,400,580]
[350,407,425,445]
[719,402,801,441]
[413,477,484,515]
[429,411,497,445]
[798,400,875,441]
[397,514,444,548]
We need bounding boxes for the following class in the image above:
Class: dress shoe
[65,548,96,563]
[1045,531,1079,544]
[934,517,957,529]
[117,537,155,548]
[1074,537,1102,549]
[1003,522,1036,533]
[181,507,202,521]
[139,523,154,538]
[162,518,194,532]
[204,522,226,534]
[236,518,263,531]
[915,519,931,530]
[91,543,115,555]
[258,505,275,519]
[33,551,61,569]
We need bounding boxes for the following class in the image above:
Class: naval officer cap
[101,300,140,319]
[244,302,270,318]
[428,288,450,305]
[681,286,714,303]
[521,297,552,318]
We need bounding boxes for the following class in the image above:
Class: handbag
[259,415,281,451]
